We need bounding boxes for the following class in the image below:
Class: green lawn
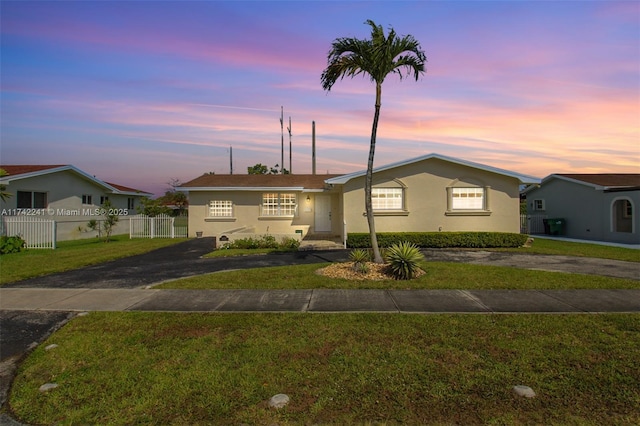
[157,261,639,290]
[0,235,187,284]
[9,312,640,425]
[493,238,640,262]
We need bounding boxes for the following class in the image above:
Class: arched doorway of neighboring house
[612,198,633,233]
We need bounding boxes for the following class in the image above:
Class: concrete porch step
[299,239,345,251]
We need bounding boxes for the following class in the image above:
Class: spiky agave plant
[385,241,425,280]
[349,248,371,273]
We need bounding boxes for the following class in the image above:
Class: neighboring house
[179,153,540,245]
[0,165,152,241]
[523,174,640,245]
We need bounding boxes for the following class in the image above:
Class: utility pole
[287,116,292,174]
[229,146,233,174]
[280,106,284,174]
[312,121,316,175]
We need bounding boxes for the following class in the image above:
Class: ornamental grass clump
[385,241,425,280]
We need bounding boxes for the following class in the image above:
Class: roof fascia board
[325,153,541,185]
[178,186,307,192]
[115,190,153,197]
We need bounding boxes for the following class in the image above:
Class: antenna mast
[312,121,316,175]
[287,116,292,174]
[229,146,233,174]
[280,106,284,174]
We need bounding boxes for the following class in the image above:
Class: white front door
[314,195,332,232]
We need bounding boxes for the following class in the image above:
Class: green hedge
[347,232,528,249]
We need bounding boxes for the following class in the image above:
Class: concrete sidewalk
[2,287,639,313]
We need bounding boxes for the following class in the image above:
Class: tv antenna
[287,116,292,174]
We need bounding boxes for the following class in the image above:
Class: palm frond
[321,19,426,91]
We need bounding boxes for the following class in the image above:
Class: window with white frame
[127,197,135,210]
[81,194,93,205]
[532,199,545,211]
[261,193,296,216]
[209,200,233,217]
[451,187,484,210]
[372,187,403,210]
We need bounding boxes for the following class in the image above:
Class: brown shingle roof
[557,174,640,188]
[0,165,66,175]
[180,174,341,189]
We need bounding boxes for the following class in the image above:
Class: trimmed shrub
[385,241,425,280]
[0,235,26,255]
[280,237,301,250]
[222,235,299,251]
[347,232,528,249]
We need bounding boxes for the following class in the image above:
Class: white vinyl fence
[129,214,188,239]
[1,216,57,249]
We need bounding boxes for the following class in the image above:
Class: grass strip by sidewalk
[491,238,639,262]
[9,312,640,425]
[156,262,640,290]
[0,236,187,285]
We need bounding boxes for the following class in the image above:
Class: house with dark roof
[179,153,540,246]
[523,173,640,244]
[0,164,152,241]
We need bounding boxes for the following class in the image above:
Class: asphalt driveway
[2,238,349,289]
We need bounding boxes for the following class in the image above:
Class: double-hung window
[209,200,233,217]
[262,193,296,216]
[372,188,403,210]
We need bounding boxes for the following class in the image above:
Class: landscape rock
[39,383,58,392]
[268,393,290,408]
[45,344,58,351]
[512,385,536,398]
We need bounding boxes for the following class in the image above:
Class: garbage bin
[548,218,566,235]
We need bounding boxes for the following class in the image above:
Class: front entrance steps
[299,235,345,251]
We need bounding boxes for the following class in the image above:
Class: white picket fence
[129,214,188,239]
[1,216,57,249]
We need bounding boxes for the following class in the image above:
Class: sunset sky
[1,1,638,196]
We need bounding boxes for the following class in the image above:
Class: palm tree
[321,19,426,263]
[0,168,11,202]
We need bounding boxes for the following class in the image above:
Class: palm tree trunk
[366,83,384,263]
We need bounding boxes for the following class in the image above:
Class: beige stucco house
[180,153,540,246]
[0,165,152,241]
[523,174,640,245]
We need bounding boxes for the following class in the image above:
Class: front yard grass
[157,261,639,290]
[492,237,639,262]
[0,236,187,285]
[9,312,640,425]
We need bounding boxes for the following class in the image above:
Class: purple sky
[1,1,638,196]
